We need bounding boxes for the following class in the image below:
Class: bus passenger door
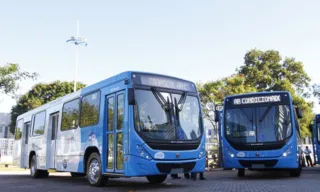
[106,91,125,174]
[49,112,59,169]
[23,122,30,168]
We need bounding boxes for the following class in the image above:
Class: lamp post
[66,20,88,92]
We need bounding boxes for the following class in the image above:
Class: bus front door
[106,91,125,174]
[48,112,59,169]
[22,122,30,168]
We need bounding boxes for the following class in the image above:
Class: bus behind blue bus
[12,71,206,187]
[310,114,320,165]
[218,91,303,177]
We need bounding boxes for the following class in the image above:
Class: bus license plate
[251,164,265,168]
[170,168,183,174]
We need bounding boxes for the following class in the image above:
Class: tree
[0,63,38,98]
[237,49,311,93]
[198,48,315,139]
[237,49,314,138]
[198,74,257,128]
[10,81,86,134]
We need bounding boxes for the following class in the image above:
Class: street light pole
[66,20,88,92]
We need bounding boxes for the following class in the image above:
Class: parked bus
[217,91,304,177]
[12,71,206,187]
[309,115,320,165]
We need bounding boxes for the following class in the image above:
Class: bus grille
[156,162,196,173]
[238,160,278,168]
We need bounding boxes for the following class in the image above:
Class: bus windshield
[225,105,292,144]
[134,89,201,141]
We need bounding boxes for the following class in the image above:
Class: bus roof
[16,70,195,120]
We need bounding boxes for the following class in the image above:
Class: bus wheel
[237,168,245,177]
[290,168,301,177]
[30,155,47,178]
[70,172,86,177]
[146,175,167,184]
[86,153,107,187]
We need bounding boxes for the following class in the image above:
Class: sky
[1,0,320,113]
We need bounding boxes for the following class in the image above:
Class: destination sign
[233,95,281,105]
[132,73,196,92]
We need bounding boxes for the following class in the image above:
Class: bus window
[61,99,80,131]
[32,111,46,136]
[15,119,23,140]
[24,122,31,144]
[80,91,101,127]
[117,94,124,130]
[107,97,114,131]
[116,94,124,170]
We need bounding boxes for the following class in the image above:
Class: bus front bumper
[223,155,299,169]
[124,155,206,177]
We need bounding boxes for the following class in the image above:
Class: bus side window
[61,98,80,131]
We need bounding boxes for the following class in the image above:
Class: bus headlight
[227,151,235,158]
[136,145,152,160]
[282,145,293,157]
[198,147,206,159]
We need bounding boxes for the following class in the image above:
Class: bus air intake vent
[238,160,278,168]
[156,162,196,173]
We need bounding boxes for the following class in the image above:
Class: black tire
[146,175,167,184]
[290,168,301,177]
[237,168,245,177]
[70,172,86,177]
[86,153,107,187]
[40,170,49,178]
[30,155,48,178]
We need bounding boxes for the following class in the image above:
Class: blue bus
[12,71,206,187]
[310,114,320,165]
[217,91,304,177]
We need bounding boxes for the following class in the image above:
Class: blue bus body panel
[312,115,320,164]
[222,91,300,169]
[69,71,205,176]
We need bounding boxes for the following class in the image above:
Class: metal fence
[0,138,14,163]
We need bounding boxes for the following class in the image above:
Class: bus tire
[146,175,167,184]
[237,168,245,177]
[86,153,107,187]
[290,168,301,177]
[70,172,86,177]
[30,155,43,178]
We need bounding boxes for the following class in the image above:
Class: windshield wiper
[259,106,273,122]
[175,92,187,112]
[151,87,173,124]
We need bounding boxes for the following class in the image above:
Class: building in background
[0,113,13,138]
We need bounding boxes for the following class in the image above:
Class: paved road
[1,168,320,192]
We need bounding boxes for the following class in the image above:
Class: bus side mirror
[296,108,303,119]
[309,124,313,132]
[128,88,135,105]
[214,111,220,122]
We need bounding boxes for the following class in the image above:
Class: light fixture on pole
[66,20,88,92]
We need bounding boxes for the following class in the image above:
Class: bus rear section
[221,91,303,177]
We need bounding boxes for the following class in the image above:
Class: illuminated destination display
[233,95,281,105]
[132,73,196,92]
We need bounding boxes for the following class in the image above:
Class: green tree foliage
[198,48,314,138]
[197,74,257,127]
[0,63,38,98]
[10,81,86,134]
[237,49,313,138]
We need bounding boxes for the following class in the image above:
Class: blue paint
[72,71,205,177]
[221,91,303,171]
